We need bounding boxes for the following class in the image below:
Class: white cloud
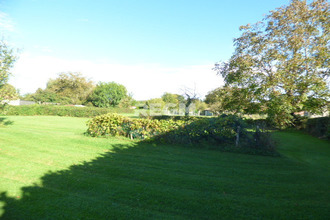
[9,53,223,100]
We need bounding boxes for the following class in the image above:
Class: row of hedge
[304,117,329,140]
[140,115,200,121]
[0,104,134,118]
[86,113,276,155]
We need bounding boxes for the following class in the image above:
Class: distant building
[200,109,213,116]
[294,110,329,118]
[294,111,309,117]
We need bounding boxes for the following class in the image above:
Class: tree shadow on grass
[0,142,235,219]
[1,140,329,219]
[0,117,14,126]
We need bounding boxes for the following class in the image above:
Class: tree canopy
[25,72,94,104]
[89,82,128,107]
[0,41,16,99]
[161,92,185,111]
[26,88,69,104]
[46,72,95,104]
[214,0,329,127]
[0,84,18,100]
[205,87,258,115]
[162,93,179,104]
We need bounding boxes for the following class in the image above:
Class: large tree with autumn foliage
[214,0,329,127]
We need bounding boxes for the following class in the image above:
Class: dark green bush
[156,115,249,146]
[291,115,308,130]
[87,113,276,155]
[0,105,133,118]
[142,115,199,121]
[244,118,275,130]
[305,117,330,140]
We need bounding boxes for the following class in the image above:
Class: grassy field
[0,116,329,219]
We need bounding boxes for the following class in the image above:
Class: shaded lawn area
[273,130,330,172]
[0,116,329,219]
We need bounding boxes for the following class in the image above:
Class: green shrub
[86,113,130,137]
[86,113,184,139]
[245,118,274,129]
[291,115,308,130]
[305,117,330,140]
[0,105,133,118]
[143,115,199,121]
[89,82,128,107]
[156,114,250,146]
[87,113,276,155]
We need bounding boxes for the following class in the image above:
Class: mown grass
[0,116,329,219]
[273,130,330,171]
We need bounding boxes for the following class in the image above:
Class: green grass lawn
[0,116,329,219]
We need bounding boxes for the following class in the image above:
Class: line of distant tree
[1,0,329,128]
[20,72,135,108]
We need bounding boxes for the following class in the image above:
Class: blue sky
[1,0,290,100]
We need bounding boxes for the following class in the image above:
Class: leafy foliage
[158,115,247,145]
[142,115,200,123]
[0,41,16,98]
[87,113,276,154]
[46,72,95,104]
[0,84,18,100]
[25,88,70,104]
[145,93,207,116]
[161,92,184,110]
[86,113,184,138]
[214,0,330,128]
[205,87,259,114]
[305,117,330,140]
[89,82,127,107]
[161,92,181,104]
[0,105,133,117]
[26,72,95,105]
[118,93,136,108]
[193,99,208,113]
[145,98,166,114]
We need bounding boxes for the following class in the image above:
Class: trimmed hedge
[0,105,133,118]
[305,117,330,140]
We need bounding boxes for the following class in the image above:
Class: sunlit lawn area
[0,116,329,219]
